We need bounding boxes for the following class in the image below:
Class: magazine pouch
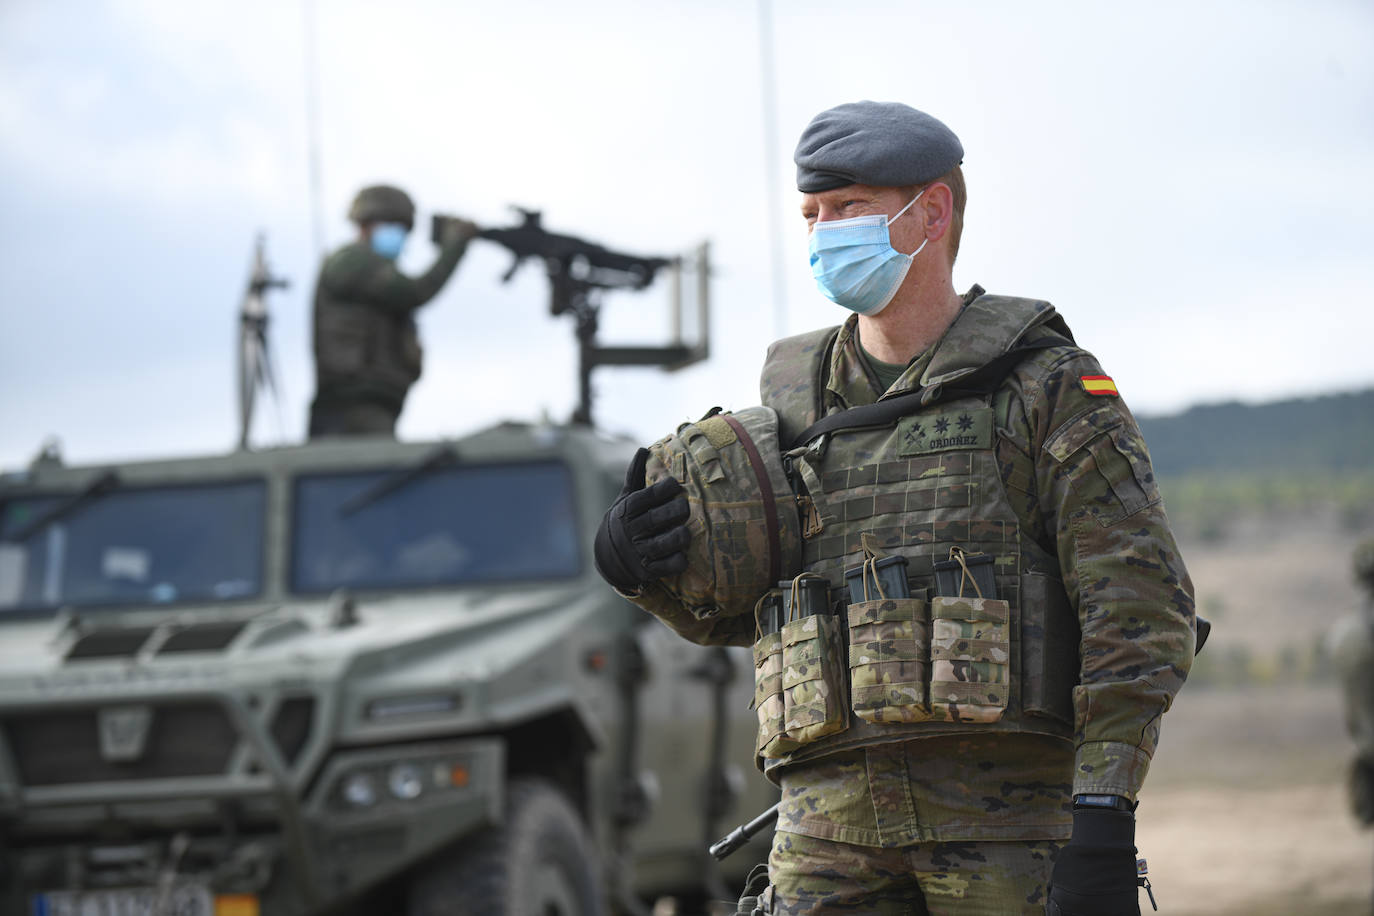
[779,573,848,744]
[845,538,931,724]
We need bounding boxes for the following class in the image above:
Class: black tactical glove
[1046,802,1141,916]
[594,448,691,592]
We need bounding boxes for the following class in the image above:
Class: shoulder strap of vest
[761,325,840,449]
[788,332,1065,449]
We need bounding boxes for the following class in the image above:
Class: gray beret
[794,101,963,193]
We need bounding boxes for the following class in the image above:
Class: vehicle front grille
[3,702,238,786]
[269,697,315,765]
[63,621,252,660]
[65,627,158,660]
[156,621,247,654]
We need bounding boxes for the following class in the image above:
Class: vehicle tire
[407,777,606,916]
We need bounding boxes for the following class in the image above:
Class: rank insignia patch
[1080,375,1119,397]
[897,407,993,456]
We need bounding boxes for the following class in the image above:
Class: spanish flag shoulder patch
[1080,375,1119,397]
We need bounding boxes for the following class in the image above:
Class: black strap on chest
[789,335,1064,450]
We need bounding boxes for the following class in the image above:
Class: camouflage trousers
[768,830,1060,915]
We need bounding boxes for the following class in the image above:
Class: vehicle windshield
[0,480,267,612]
[291,459,582,593]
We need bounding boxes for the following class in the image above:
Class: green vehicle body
[0,423,776,914]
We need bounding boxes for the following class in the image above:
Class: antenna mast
[237,235,290,450]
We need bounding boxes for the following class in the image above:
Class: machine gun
[437,207,709,426]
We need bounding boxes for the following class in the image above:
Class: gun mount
[441,206,710,426]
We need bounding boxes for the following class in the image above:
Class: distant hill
[1137,388,1374,477]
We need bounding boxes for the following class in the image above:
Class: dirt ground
[1137,685,1372,915]
[1176,504,1372,663]
[1136,508,1374,914]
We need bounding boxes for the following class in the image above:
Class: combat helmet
[348,184,415,229]
[643,406,802,620]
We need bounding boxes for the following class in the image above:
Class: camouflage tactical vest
[757,295,1081,769]
[313,242,424,408]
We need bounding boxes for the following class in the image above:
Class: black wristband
[1073,793,1135,813]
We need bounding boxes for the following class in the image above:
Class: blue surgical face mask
[370,222,409,260]
[808,191,928,316]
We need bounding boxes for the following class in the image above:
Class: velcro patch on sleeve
[1080,375,1119,397]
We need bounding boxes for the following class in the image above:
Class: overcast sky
[1,0,1371,469]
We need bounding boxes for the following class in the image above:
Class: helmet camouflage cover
[643,406,802,621]
[348,184,416,228]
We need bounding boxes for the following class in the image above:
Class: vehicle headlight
[330,753,472,811]
[340,772,378,808]
[387,763,424,800]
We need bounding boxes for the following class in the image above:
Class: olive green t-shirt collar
[856,332,910,394]
[832,285,986,407]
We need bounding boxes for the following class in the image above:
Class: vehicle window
[0,481,266,612]
[291,460,582,593]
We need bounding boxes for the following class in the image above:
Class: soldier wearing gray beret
[597,99,1195,915]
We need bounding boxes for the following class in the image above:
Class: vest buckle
[797,494,825,538]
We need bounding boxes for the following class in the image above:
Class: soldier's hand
[440,216,480,246]
[594,448,690,592]
[1046,805,1142,916]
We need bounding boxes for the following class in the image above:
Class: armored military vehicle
[0,231,776,915]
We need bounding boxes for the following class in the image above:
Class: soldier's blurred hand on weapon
[431,214,480,247]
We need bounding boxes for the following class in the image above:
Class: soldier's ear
[919,183,955,241]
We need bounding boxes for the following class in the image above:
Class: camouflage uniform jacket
[312,238,468,409]
[755,287,1196,807]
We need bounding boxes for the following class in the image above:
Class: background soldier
[1334,541,1374,830]
[308,184,478,437]
[596,102,1197,914]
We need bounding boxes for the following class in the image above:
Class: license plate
[31,885,255,916]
